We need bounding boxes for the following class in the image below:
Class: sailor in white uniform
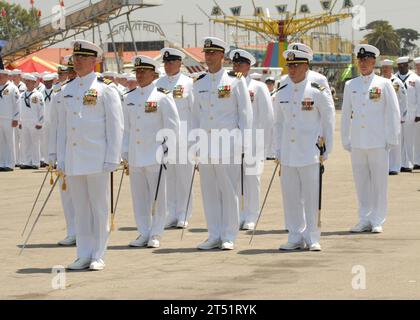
[380,59,408,175]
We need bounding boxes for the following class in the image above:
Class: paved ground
[1,113,420,300]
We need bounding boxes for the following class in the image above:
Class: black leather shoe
[20,165,31,169]
[401,167,413,172]
[413,165,420,170]
[0,168,5,172]
[3,167,14,172]
[389,171,398,175]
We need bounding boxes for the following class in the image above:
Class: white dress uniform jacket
[58,72,124,176]
[122,83,180,167]
[341,73,400,150]
[273,76,335,166]
[192,69,253,162]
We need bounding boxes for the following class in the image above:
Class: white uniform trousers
[21,124,41,166]
[240,160,264,224]
[351,148,388,227]
[14,127,22,165]
[166,163,194,224]
[389,133,402,172]
[280,164,320,245]
[68,173,109,260]
[0,119,15,168]
[414,122,420,166]
[401,122,416,169]
[199,163,240,242]
[130,165,167,238]
[59,179,76,237]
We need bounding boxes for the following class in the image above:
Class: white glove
[343,144,351,152]
[385,143,395,151]
[122,152,128,162]
[48,153,57,165]
[57,161,65,172]
[104,162,119,173]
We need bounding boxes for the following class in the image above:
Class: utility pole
[188,22,203,47]
[177,16,189,48]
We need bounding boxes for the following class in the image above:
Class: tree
[363,20,400,56]
[396,28,420,56]
[0,1,40,41]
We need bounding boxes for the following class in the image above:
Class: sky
[9,0,420,49]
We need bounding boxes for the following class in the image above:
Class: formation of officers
[1,36,417,271]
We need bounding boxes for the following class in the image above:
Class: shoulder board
[195,73,206,82]
[157,87,170,94]
[311,82,325,91]
[97,77,113,85]
[228,71,243,78]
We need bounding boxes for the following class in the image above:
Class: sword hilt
[49,164,54,185]
[111,215,116,231]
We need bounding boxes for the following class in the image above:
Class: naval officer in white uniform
[192,37,253,250]
[273,47,335,251]
[123,56,180,249]
[341,45,400,234]
[57,40,124,271]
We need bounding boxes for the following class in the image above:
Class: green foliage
[396,28,420,56]
[0,1,40,41]
[363,20,400,56]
